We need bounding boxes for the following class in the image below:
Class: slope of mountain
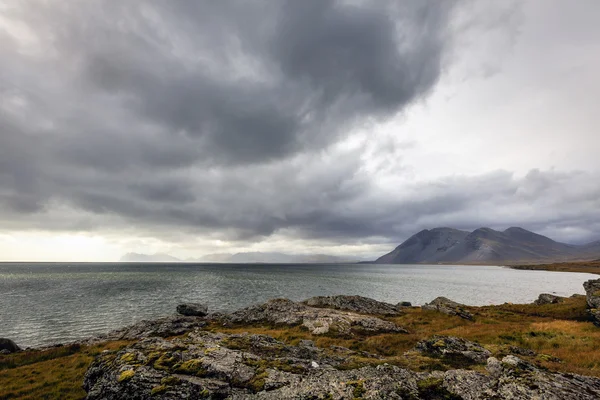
[121,252,356,263]
[120,253,181,262]
[375,227,600,264]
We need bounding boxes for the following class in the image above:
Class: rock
[84,329,600,399]
[227,298,407,336]
[176,303,208,317]
[397,301,412,307]
[589,309,600,327]
[422,296,473,320]
[303,295,403,316]
[509,346,536,357]
[534,293,565,305]
[584,279,600,308]
[415,336,491,365]
[0,338,21,353]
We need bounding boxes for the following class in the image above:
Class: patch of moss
[153,353,178,371]
[161,375,180,386]
[346,380,366,398]
[150,384,167,395]
[117,370,135,383]
[119,353,137,364]
[248,370,268,392]
[174,359,207,376]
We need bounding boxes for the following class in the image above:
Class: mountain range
[375,227,600,264]
[120,252,357,263]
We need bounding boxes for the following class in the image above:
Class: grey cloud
[1,1,598,251]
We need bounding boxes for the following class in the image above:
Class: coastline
[508,260,600,275]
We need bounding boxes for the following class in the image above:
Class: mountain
[375,227,600,264]
[120,253,181,262]
[121,252,356,263]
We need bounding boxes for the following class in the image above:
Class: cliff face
[376,226,600,264]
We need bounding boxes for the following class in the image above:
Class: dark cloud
[0,0,599,252]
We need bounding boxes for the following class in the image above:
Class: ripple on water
[0,262,596,347]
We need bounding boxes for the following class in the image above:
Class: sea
[0,262,596,348]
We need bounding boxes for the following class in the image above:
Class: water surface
[0,262,595,348]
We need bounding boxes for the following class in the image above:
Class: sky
[0,0,599,261]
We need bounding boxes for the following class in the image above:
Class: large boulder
[422,297,473,320]
[583,279,600,326]
[415,336,491,365]
[227,298,406,336]
[534,293,565,305]
[0,338,20,354]
[584,279,600,308]
[176,303,208,317]
[83,330,600,399]
[302,295,403,316]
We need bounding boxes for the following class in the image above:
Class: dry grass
[2,295,599,399]
[510,260,600,275]
[0,341,131,400]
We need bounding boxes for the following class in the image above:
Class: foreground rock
[534,293,565,305]
[226,298,406,336]
[0,338,20,354]
[422,297,474,320]
[303,295,403,316]
[176,303,209,317]
[415,336,491,365]
[584,279,600,326]
[84,329,600,399]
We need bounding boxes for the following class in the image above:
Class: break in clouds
[0,0,599,254]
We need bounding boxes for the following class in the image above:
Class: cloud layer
[0,0,599,259]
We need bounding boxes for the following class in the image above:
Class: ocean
[0,262,595,348]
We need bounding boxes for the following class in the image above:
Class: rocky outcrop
[534,293,565,305]
[584,279,600,326]
[84,329,600,399]
[176,303,208,317]
[303,295,403,316]
[422,297,473,320]
[0,338,20,354]
[227,298,406,336]
[584,279,600,308]
[397,301,412,307]
[415,336,491,365]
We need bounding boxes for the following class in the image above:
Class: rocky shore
[2,281,600,399]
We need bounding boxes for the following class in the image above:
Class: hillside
[376,227,600,264]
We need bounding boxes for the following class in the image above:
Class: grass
[0,341,131,400]
[1,296,599,398]
[510,260,600,275]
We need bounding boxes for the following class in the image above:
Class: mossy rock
[117,370,135,383]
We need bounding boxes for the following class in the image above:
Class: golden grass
[510,260,600,275]
[0,341,131,400]
[2,295,599,399]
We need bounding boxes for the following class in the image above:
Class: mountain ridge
[375,227,600,264]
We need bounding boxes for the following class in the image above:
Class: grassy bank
[510,260,600,275]
[1,296,599,399]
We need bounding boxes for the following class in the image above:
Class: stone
[584,279,600,308]
[534,293,565,305]
[0,338,21,354]
[422,296,473,320]
[415,336,491,364]
[176,303,208,317]
[302,295,403,316]
[84,330,600,399]
[397,301,412,307]
[226,298,407,336]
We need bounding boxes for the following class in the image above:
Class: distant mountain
[120,252,181,262]
[121,252,356,263]
[375,227,600,264]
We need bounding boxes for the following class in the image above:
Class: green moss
[199,388,210,398]
[346,380,366,398]
[248,370,268,392]
[153,354,178,371]
[150,385,167,395]
[117,370,135,383]
[119,353,137,364]
[174,359,207,376]
[161,375,180,386]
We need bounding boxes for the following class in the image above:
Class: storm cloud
[0,0,599,259]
